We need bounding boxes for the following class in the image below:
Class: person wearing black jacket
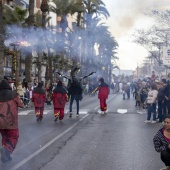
[165,74,170,115]
[157,79,167,122]
[68,81,83,118]
[153,115,170,170]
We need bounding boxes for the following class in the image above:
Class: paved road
[0,93,164,170]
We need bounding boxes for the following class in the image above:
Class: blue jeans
[158,100,163,122]
[69,96,79,114]
[147,103,156,121]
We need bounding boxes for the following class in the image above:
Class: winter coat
[165,83,170,100]
[147,89,158,104]
[140,86,148,103]
[52,86,68,108]
[153,128,170,152]
[0,80,24,129]
[68,82,83,101]
[157,86,166,101]
[32,87,46,107]
[97,82,109,99]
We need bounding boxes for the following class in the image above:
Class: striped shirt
[153,128,170,152]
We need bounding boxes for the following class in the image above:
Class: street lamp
[9,42,20,88]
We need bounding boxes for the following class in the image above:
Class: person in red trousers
[0,79,24,162]
[52,80,68,121]
[92,78,109,114]
[32,82,46,121]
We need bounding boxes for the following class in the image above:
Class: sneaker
[59,117,63,120]
[151,121,156,123]
[160,166,170,170]
[37,115,42,122]
[144,120,151,123]
[39,116,43,121]
[0,147,11,163]
[76,113,79,117]
[69,113,72,118]
[54,116,59,122]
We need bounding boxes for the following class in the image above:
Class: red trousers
[0,129,19,154]
[35,107,44,117]
[99,99,107,111]
[54,108,64,120]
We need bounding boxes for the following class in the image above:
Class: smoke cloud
[104,0,157,37]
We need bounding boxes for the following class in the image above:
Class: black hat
[38,82,43,88]
[99,78,104,82]
[0,79,12,90]
[57,80,62,87]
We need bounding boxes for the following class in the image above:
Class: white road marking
[10,114,89,170]
[43,110,52,114]
[137,110,147,114]
[18,110,34,115]
[94,95,117,110]
[117,109,127,114]
[97,109,108,114]
[18,109,88,116]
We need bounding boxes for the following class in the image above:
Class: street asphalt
[0,92,165,170]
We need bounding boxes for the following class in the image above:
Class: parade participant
[52,80,68,121]
[153,115,170,170]
[144,83,158,123]
[32,82,46,121]
[92,78,109,114]
[68,80,83,118]
[0,79,24,162]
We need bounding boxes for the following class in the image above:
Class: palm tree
[3,6,32,84]
[27,0,35,27]
[0,0,4,80]
[49,0,73,31]
[3,6,28,26]
[73,0,110,27]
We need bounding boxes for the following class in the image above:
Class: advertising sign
[163,46,170,65]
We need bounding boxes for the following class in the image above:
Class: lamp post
[9,42,20,89]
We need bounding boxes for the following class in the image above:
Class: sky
[103,0,170,70]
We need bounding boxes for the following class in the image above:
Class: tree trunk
[25,47,32,82]
[15,51,20,87]
[28,0,35,27]
[77,12,81,27]
[49,55,53,83]
[24,0,34,83]
[0,0,4,80]
[37,49,43,82]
